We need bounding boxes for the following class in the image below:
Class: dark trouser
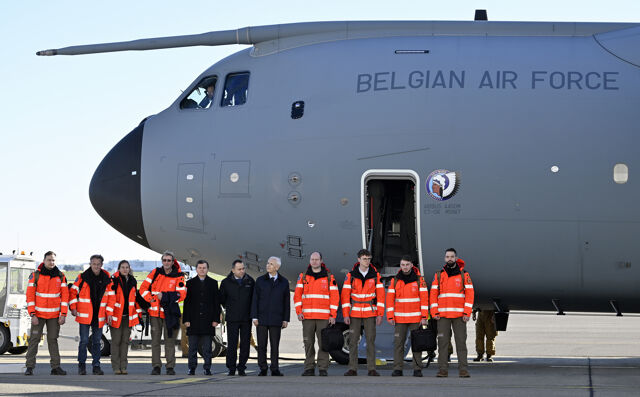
[348,317,377,371]
[226,321,251,371]
[25,317,61,369]
[150,316,177,369]
[109,318,131,371]
[188,334,212,371]
[393,322,422,371]
[78,323,102,367]
[257,325,282,371]
[437,317,468,372]
[302,319,330,371]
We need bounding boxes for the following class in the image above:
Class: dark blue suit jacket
[250,273,290,326]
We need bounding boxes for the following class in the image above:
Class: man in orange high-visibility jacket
[386,255,429,377]
[294,252,340,376]
[430,248,474,378]
[341,249,385,377]
[70,254,114,375]
[139,251,186,375]
[24,251,69,376]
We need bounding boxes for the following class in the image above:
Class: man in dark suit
[219,260,255,376]
[251,256,290,376]
[183,260,221,375]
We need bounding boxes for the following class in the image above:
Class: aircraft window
[179,76,217,110]
[221,72,250,107]
[613,163,628,184]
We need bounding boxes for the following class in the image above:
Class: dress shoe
[78,364,87,375]
[166,368,176,375]
[227,370,236,376]
[238,369,246,376]
[473,354,483,362]
[24,367,33,376]
[436,369,448,377]
[368,370,380,376]
[93,366,104,375]
[319,370,328,376]
[188,368,195,376]
[343,369,357,376]
[271,370,284,376]
[459,369,471,378]
[302,369,315,376]
[413,370,423,377]
[51,367,67,375]
[151,366,161,375]
[258,369,268,376]
[204,369,212,376]
[391,370,403,376]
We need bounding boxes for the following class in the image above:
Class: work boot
[151,366,161,375]
[436,369,448,377]
[302,369,315,376]
[413,370,423,377]
[459,369,471,378]
[367,370,380,376]
[486,355,494,362]
[93,366,104,375]
[24,368,33,376]
[166,368,176,375]
[121,369,128,375]
[51,367,67,376]
[78,364,87,375]
[343,369,357,376]
[319,370,328,376]
[473,354,483,362]
[391,370,403,377]
[238,369,246,376]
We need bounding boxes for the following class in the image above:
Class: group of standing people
[24,247,482,378]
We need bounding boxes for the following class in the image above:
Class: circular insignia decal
[426,169,461,201]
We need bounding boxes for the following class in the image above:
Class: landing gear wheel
[88,334,111,357]
[0,325,10,355]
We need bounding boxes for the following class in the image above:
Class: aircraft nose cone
[89,120,149,248]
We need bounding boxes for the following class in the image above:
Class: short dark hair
[90,254,104,263]
[232,259,243,268]
[357,249,371,258]
[400,254,413,263]
[43,251,56,260]
[118,260,130,271]
[196,259,210,269]
[445,248,457,255]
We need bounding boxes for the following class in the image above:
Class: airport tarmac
[0,312,638,396]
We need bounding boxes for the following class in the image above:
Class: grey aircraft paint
[41,20,639,317]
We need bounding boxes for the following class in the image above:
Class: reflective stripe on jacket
[429,263,474,318]
[386,267,429,323]
[26,263,69,319]
[293,264,340,320]
[340,263,385,318]
[69,269,114,327]
[107,271,141,328]
[138,260,186,319]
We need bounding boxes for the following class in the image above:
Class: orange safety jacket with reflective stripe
[386,266,429,324]
[107,271,141,328]
[138,260,186,319]
[293,264,340,320]
[429,259,474,318]
[70,269,114,327]
[26,263,69,319]
[341,263,385,318]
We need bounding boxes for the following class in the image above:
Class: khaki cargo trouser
[475,310,498,356]
[437,317,468,372]
[302,319,330,371]
[110,317,132,371]
[25,317,61,369]
[348,317,377,371]
[151,316,177,369]
[393,322,422,371]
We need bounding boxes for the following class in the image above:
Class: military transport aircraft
[37,11,639,360]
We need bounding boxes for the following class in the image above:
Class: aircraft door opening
[361,170,423,277]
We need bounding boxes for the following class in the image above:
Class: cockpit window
[180,76,217,110]
[221,72,250,107]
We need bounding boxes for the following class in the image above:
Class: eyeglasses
[162,259,173,262]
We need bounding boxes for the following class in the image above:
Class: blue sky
[1,1,638,264]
